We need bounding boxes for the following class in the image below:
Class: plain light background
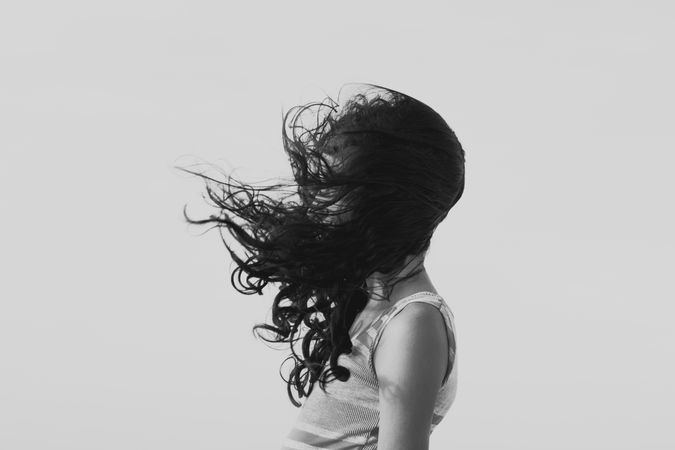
[1,1,673,449]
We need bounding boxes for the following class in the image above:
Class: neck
[365,252,435,305]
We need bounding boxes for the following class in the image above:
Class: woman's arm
[373,302,449,450]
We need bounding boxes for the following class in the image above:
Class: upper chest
[348,306,390,339]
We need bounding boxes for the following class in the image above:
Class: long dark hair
[176,83,465,407]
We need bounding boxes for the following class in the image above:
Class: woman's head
[303,84,465,276]
[177,83,465,406]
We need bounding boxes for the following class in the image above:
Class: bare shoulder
[373,301,449,449]
[374,301,449,380]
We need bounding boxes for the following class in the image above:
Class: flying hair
[175,82,466,407]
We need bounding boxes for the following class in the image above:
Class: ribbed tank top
[281,291,458,450]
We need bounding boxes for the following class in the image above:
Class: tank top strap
[385,291,444,318]
[367,290,443,344]
[358,292,437,339]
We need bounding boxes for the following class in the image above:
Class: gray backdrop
[1,1,673,449]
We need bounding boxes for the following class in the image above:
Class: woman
[179,83,466,449]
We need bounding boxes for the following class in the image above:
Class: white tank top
[281,291,458,449]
